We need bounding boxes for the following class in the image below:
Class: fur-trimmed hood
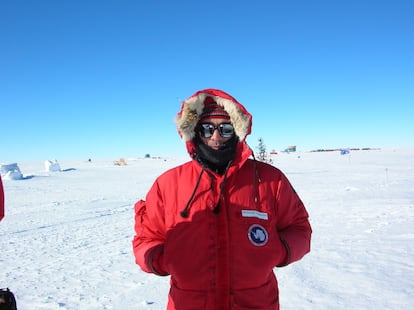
[175,89,252,143]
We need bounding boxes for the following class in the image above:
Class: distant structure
[284,145,297,153]
[310,147,380,153]
[114,158,127,166]
[45,160,61,172]
[0,163,23,180]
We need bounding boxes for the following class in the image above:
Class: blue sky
[1,0,413,162]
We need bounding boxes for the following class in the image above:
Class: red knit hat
[200,97,230,121]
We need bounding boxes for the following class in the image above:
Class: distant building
[284,145,296,153]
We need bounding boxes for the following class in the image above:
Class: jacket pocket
[169,282,207,310]
[231,279,279,310]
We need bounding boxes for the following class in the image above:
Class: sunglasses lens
[219,124,234,138]
[199,123,234,138]
[200,124,214,138]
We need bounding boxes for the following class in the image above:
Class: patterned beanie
[200,97,230,121]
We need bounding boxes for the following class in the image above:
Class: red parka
[133,89,312,310]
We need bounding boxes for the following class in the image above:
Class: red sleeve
[276,173,312,265]
[132,180,169,275]
[0,176,4,221]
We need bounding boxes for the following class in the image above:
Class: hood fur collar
[175,89,252,142]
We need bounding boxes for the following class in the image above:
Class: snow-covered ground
[1,148,413,309]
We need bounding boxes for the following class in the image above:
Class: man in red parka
[133,89,312,309]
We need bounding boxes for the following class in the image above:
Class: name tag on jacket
[241,210,268,220]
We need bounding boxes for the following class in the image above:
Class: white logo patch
[248,224,269,246]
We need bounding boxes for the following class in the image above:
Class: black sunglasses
[198,123,235,138]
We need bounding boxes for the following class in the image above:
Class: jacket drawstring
[180,167,205,218]
[181,158,234,218]
[251,151,261,207]
[182,151,260,217]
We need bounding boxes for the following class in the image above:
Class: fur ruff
[175,92,251,142]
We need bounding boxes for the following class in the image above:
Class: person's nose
[210,128,222,140]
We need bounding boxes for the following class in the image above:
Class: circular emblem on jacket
[248,224,269,246]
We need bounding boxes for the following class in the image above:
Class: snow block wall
[0,163,23,180]
[44,160,61,172]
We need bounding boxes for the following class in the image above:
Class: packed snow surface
[1,148,413,309]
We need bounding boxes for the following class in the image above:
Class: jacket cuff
[276,238,291,267]
[147,245,169,276]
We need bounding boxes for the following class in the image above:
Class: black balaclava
[194,134,238,175]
